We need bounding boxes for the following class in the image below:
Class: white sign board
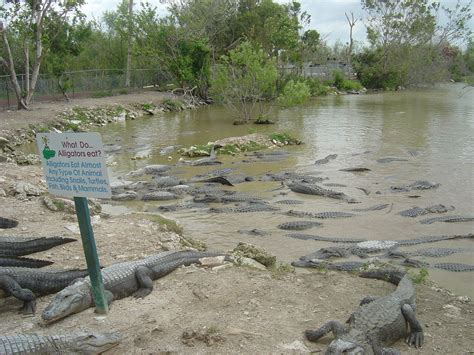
[36,132,111,198]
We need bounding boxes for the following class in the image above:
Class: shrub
[277,80,311,107]
[304,77,331,96]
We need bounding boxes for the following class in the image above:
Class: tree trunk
[125,0,134,88]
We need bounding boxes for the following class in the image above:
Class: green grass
[410,267,429,284]
[269,132,301,145]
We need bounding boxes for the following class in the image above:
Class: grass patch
[410,267,429,284]
[269,132,301,145]
[241,141,266,152]
[270,262,295,279]
[90,90,113,98]
[161,98,185,111]
[147,214,184,235]
[218,144,240,155]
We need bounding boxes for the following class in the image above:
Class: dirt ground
[0,93,473,354]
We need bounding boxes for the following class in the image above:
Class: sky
[82,0,473,46]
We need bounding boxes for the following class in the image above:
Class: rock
[280,340,310,352]
[143,164,171,175]
[43,196,59,211]
[12,181,45,198]
[443,304,461,318]
[228,255,267,270]
[142,191,177,201]
[232,242,276,267]
[199,256,226,267]
[457,296,471,303]
[112,191,138,201]
[0,136,10,149]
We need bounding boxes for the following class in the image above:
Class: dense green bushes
[277,80,310,107]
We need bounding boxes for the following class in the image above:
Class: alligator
[42,250,224,322]
[376,157,409,163]
[398,204,455,217]
[352,204,390,212]
[127,164,171,176]
[0,267,89,314]
[314,154,338,165]
[157,202,208,212]
[387,247,473,258]
[339,167,371,172]
[305,269,423,354]
[274,199,304,205]
[0,236,76,257]
[0,256,54,268]
[142,191,178,201]
[286,181,357,203]
[397,233,473,245]
[292,259,364,270]
[111,191,138,201]
[237,228,269,236]
[287,210,355,219]
[419,215,474,224]
[401,259,474,272]
[209,205,280,213]
[323,183,347,187]
[260,172,325,183]
[277,221,322,231]
[391,180,440,192]
[287,234,366,243]
[0,332,122,354]
[0,217,18,229]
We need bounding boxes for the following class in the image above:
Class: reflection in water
[99,84,473,297]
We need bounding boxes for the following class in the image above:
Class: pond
[100,83,474,298]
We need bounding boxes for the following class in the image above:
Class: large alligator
[314,154,337,165]
[209,205,280,213]
[0,217,18,229]
[398,204,455,217]
[277,221,322,231]
[391,180,440,192]
[0,332,121,354]
[287,234,366,243]
[387,247,474,258]
[0,267,89,314]
[401,258,474,272]
[0,256,53,268]
[419,215,474,224]
[287,181,357,203]
[287,210,355,219]
[42,250,225,322]
[305,269,423,354]
[0,236,76,257]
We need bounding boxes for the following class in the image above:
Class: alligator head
[42,279,93,322]
[325,338,366,354]
[70,332,122,353]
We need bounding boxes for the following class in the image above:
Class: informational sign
[36,132,111,198]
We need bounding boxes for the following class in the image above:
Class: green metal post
[74,196,109,314]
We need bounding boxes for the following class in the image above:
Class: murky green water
[100,83,474,297]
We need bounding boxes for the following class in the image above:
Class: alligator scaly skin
[0,267,89,313]
[287,210,356,219]
[419,215,474,224]
[352,204,390,212]
[286,234,366,243]
[314,154,338,165]
[0,236,76,257]
[0,257,53,268]
[277,221,322,231]
[305,270,423,354]
[287,181,357,203]
[42,250,224,322]
[0,332,121,354]
[210,205,279,213]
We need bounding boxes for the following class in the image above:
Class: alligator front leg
[0,276,36,314]
[133,266,154,298]
[305,320,347,342]
[401,304,424,348]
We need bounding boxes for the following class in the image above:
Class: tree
[345,12,358,65]
[211,41,277,123]
[358,0,472,88]
[0,0,84,109]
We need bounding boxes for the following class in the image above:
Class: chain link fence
[0,68,173,108]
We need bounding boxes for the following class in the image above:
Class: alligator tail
[359,269,405,285]
[0,217,19,229]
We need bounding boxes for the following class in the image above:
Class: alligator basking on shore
[0,217,18,229]
[0,236,76,257]
[42,250,225,322]
[286,181,357,203]
[0,267,89,314]
[0,256,53,268]
[0,332,122,354]
[305,269,423,354]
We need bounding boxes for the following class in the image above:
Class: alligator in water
[387,247,474,258]
[391,180,440,193]
[0,332,121,354]
[0,217,18,229]
[401,259,474,272]
[287,234,366,243]
[0,256,53,268]
[274,199,304,205]
[323,183,347,187]
[0,267,89,314]
[305,269,423,354]
[287,210,355,219]
[419,215,474,224]
[339,167,371,172]
[0,236,76,257]
[352,204,390,212]
[286,181,357,203]
[314,154,338,165]
[42,250,224,322]
[142,191,178,201]
[209,205,280,213]
[277,221,322,231]
[398,204,455,217]
[376,157,409,163]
